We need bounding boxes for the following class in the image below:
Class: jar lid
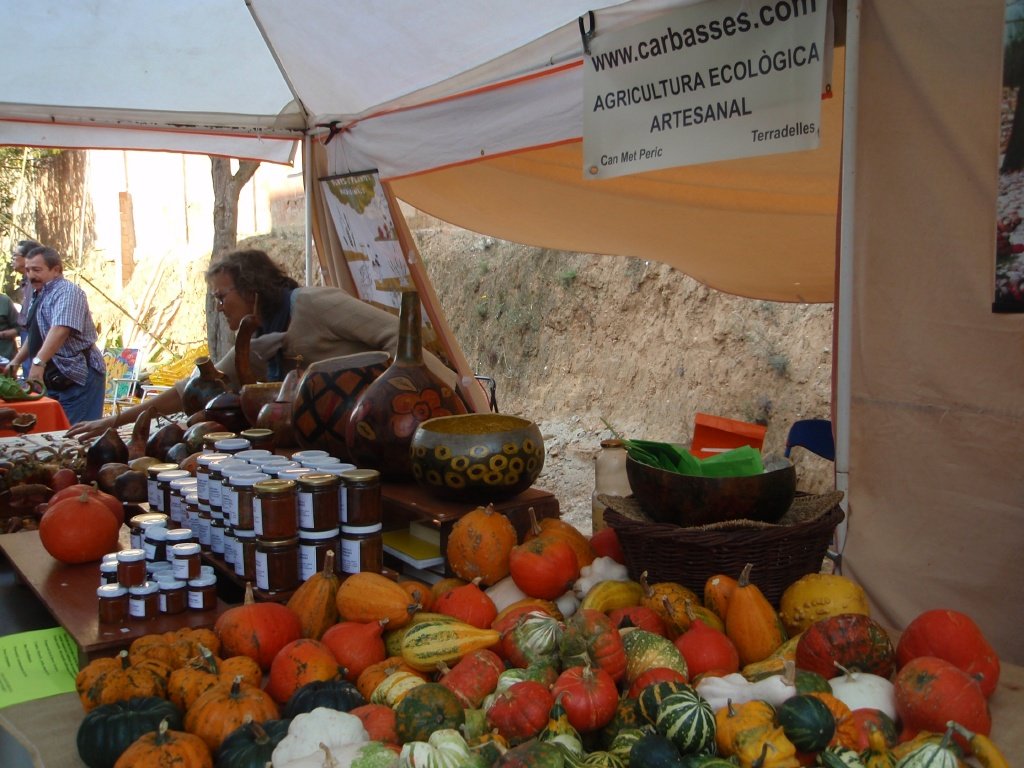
[101,551,119,563]
[157,469,191,482]
[228,472,271,487]
[300,456,341,468]
[319,463,358,476]
[296,472,342,489]
[202,431,237,445]
[146,560,173,573]
[290,449,329,461]
[258,535,299,547]
[185,493,199,505]
[97,584,128,598]
[214,438,251,451]
[251,456,292,469]
[171,542,201,555]
[170,477,198,490]
[197,452,230,467]
[100,560,118,572]
[165,528,194,542]
[338,468,381,485]
[128,581,159,595]
[341,523,383,534]
[254,478,298,495]
[129,512,168,527]
[158,578,186,589]
[234,528,257,539]
[188,574,217,588]
[235,449,273,461]
[199,565,214,577]
[299,527,340,540]
[600,438,626,448]
[145,462,180,478]
[145,526,168,541]
[117,548,146,562]
[275,468,313,480]
[240,428,274,440]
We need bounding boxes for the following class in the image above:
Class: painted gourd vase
[256,359,306,448]
[291,351,391,460]
[180,356,228,416]
[345,291,467,479]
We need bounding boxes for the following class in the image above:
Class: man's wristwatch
[31,356,45,366]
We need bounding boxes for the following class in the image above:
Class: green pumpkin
[395,683,466,744]
[76,696,183,768]
[281,678,366,719]
[680,758,739,768]
[893,743,960,768]
[598,696,641,748]
[818,746,868,768]
[622,630,688,683]
[655,690,715,756]
[608,726,651,762]
[629,732,685,767]
[776,694,836,753]
[637,681,692,726]
[495,739,566,767]
[795,669,833,694]
[215,718,291,768]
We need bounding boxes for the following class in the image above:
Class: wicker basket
[602,491,845,606]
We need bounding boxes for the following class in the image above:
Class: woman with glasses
[67,248,457,440]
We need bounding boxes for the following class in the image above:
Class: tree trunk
[207,157,260,362]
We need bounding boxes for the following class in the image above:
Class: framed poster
[320,171,415,311]
[996,0,1024,312]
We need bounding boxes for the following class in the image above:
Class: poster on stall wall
[583,0,831,179]
[320,171,417,313]
[996,0,1024,312]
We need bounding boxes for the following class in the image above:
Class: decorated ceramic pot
[409,413,545,501]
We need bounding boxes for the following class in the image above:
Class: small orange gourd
[433,577,498,628]
[166,645,262,710]
[184,675,279,750]
[715,699,776,756]
[640,571,701,639]
[524,507,595,569]
[321,619,389,682]
[75,650,170,712]
[356,656,429,701]
[724,563,787,666]
[113,718,213,768]
[286,549,340,639]
[400,579,435,611]
[335,571,421,628]
[446,504,518,586]
[265,638,344,704]
[704,573,738,621]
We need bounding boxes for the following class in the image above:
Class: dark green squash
[608,726,651,763]
[655,690,715,756]
[775,693,836,753]
[795,668,833,694]
[76,695,183,768]
[495,738,566,767]
[281,678,365,719]
[215,718,291,768]
[629,732,685,767]
[394,682,465,744]
[679,757,740,768]
[637,680,692,726]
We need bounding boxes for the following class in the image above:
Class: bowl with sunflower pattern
[409,413,545,501]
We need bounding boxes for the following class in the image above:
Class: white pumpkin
[398,728,477,768]
[828,669,897,720]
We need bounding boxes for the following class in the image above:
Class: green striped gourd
[400,619,500,671]
[655,689,716,755]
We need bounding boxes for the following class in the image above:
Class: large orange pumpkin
[39,490,121,564]
[508,535,579,600]
[214,583,303,670]
[445,504,518,586]
[265,638,344,703]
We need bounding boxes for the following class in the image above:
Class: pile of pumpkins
[73,505,1007,768]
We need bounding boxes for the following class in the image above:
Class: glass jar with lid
[128,581,159,620]
[143,524,169,563]
[97,584,129,624]
[168,476,198,524]
[255,536,299,593]
[207,458,249,513]
[296,473,342,531]
[214,437,251,455]
[145,463,180,511]
[156,469,191,522]
[129,512,168,550]
[239,427,275,452]
[339,523,383,575]
[233,527,257,579]
[224,470,270,529]
[235,448,273,463]
[338,468,381,527]
[253,478,298,539]
[201,431,237,452]
[592,438,632,531]
[195,453,229,503]
[187,574,218,611]
[298,528,340,580]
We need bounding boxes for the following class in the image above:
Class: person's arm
[65,380,184,441]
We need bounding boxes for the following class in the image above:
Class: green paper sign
[0,628,79,708]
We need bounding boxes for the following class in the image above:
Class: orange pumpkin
[399,579,435,612]
[704,573,738,621]
[166,646,263,710]
[113,718,213,768]
[214,583,303,669]
[335,571,420,628]
[129,628,222,670]
[286,549,340,640]
[350,703,398,744]
[724,563,786,666]
[265,638,344,704]
[75,651,170,712]
[433,578,499,629]
[523,507,595,569]
[39,490,120,564]
[446,504,518,586]
[184,676,279,750]
[508,535,579,600]
[321,620,389,682]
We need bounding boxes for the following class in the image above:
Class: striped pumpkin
[654,689,716,755]
[400,619,500,671]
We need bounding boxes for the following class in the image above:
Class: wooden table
[0,530,227,663]
[0,396,70,435]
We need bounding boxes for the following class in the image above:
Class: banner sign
[583,0,829,179]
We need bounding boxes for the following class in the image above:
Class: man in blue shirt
[10,239,41,376]
[2,246,105,424]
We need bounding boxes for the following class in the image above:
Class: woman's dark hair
[207,249,299,321]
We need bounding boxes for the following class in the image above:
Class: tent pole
[303,134,314,287]
[834,0,862,569]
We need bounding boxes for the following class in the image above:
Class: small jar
[99,559,119,585]
[291,449,328,463]
[296,473,342,531]
[184,492,201,531]
[299,455,340,468]
[128,581,159,620]
[97,584,129,624]
[116,548,147,586]
[200,564,214,578]
[164,527,195,552]
[298,527,340,581]
[253,479,298,538]
[235,449,273,463]
[339,469,382,527]
[195,453,230,503]
[207,458,249,512]
[239,427,275,451]
[143,524,169,562]
[339,523,383,575]
[202,431,237,451]
[233,528,257,579]
[168,477,198,524]
[255,536,300,593]
[129,512,169,550]
[157,469,191,522]
[214,437,251,455]
[251,456,293,473]
[275,467,313,483]
[195,499,213,549]
[188,574,218,611]
[159,579,188,614]
[146,463,180,510]
[224,471,271,528]
[209,511,226,556]
[222,524,236,565]
[171,542,202,580]
[146,560,173,581]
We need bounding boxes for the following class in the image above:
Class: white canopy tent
[2,0,1021,662]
